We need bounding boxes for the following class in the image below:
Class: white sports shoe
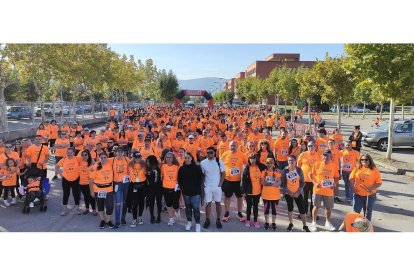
[138,217,144,225]
[185,221,192,231]
[195,224,201,232]
[29,202,34,208]
[325,221,336,231]
[3,199,10,207]
[309,221,318,232]
[11,197,17,205]
[168,218,175,226]
[130,220,137,228]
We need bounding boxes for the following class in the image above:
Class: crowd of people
[0,105,382,232]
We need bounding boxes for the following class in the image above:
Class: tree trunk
[72,93,76,121]
[386,98,395,160]
[40,100,45,122]
[347,104,351,117]
[291,99,295,123]
[308,99,311,126]
[362,101,366,119]
[402,104,405,120]
[0,86,8,131]
[380,103,383,120]
[91,94,96,119]
[337,100,341,129]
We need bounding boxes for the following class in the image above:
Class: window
[400,123,413,133]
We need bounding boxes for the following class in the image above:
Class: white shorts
[204,186,222,203]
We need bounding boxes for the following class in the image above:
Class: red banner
[183,90,205,96]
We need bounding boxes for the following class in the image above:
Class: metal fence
[2,101,141,132]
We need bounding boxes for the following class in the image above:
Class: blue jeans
[342,171,352,199]
[114,181,129,224]
[353,193,377,221]
[183,195,201,223]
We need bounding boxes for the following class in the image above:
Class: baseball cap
[166,125,171,129]
[188,135,194,139]
[84,128,90,131]
[138,132,144,137]
[132,152,142,159]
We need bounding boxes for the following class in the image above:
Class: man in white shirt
[200,147,225,230]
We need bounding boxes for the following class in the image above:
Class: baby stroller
[20,169,49,214]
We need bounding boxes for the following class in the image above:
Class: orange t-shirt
[311,161,339,196]
[74,137,84,151]
[349,167,382,196]
[274,138,290,162]
[285,167,301,193]
[0,167,19,186]
[55,138,70,157]
[261,169,282,200]
[183,142,198,159]
[341,149,360,172]
[49,125,59,140]
[171,139,185,153]
[161,164,179,189]
[217,140,229,158]
[57,157,80,181]
[129,163,147,183]
[0,151,20,166]
[249,165,262,195]
[26,144,49,169]
[221,151,247,181]
[90,163,113,193]
[316,137,329,154]
[139,147,155,161]
[37,129,49,143]
[297,151,322,182]
[110,157,130,183]
[79,161,92,185]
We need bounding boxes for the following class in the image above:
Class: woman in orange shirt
[55,147,81,216]
[117,130,129,151]
[260,157,282,231]
[78,149,96,215]
[288,138,301,159]
[36,123,49,145]
[350,154,382,221]
[281,155,310,232]
[161,152,180,226]
[241,153,266,228]
[256,139,275,166]
[128,152,148,226]
[89,151,115,229]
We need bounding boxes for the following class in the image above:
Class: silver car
[362,120,414,151]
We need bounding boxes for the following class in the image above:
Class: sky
[109,44,344,80]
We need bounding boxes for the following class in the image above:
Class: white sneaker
[195,224,201,232]
[3,199,10,207]
[185,221,192,231]
[29,202,34,208]
[309,221,318,232]
[138,217,143,225]
[168,218,175,226]
[11,197,17,205]
[130,219,137,228]
[325,221,336,231]
[33,198,40,203]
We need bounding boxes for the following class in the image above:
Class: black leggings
[3,186,16,200]
[246,194,261,221]
[303,182,314,214]
[62,177,80,205]
[95,192,114,215]
[263,199,279,215]
[147,186,163,217]
[129,183,147,219]
[284,194,306,214]
[79,184,96,209]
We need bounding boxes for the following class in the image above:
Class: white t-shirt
[200,158,226,188]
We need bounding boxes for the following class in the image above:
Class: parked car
[362,120,414,151]
[352,106,371,113]
[330,106,350,113]
[7,106,33,120]
[82,105,92,113]
[375,104,396,113]
[35,103,63,117]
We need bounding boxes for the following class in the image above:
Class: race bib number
[343,164,351,170]
[322,179,334,188]
[287,172,299,181]
[281,149,288,155]
[230,168,240,176]
[135,177,140,183]
[266,176,276,184]
[97,190,107,198]
[123,175,130,183]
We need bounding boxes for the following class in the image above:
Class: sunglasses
[361,159,369,161]
[207,151,214,154]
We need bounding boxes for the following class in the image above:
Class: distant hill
[178,77,227,94]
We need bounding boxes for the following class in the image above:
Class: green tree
[271,66,300,118]
[313,55,355,128]
[138,59,159,100]
[345,43,414,159]
[236,77,257,103]
[158,69,179,102]
[296,68,323,125]
[213,90,227,103]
